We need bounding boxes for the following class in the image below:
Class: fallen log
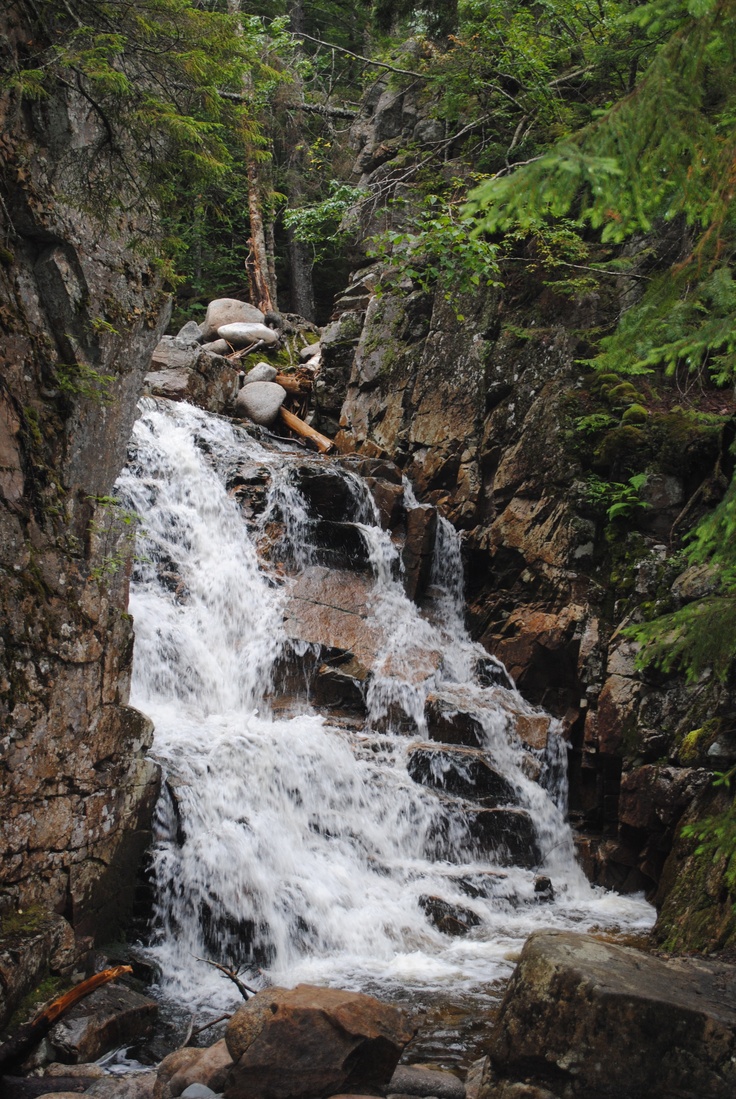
[0,966,132,1075]
[274,372,312,396]
[279,407,334,453]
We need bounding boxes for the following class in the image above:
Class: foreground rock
[224,984,414,1099]
[48,984,158,1064]
[486,930,736,1099]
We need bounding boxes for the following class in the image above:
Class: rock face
[485,930,736,1099]
[0,10,167,1021]
[224,984,414,1099]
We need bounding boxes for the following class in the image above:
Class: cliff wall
[0,13,169,1025]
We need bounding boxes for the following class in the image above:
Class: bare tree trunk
[246,158,275,314]
[287,227,315,320]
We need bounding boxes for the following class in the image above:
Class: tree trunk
[246,157,275,314]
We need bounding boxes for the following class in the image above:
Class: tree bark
[246,158,275,314]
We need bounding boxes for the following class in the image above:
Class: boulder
[47,984,158,1064]
[201,298,265,340]
[234,381,286,426]
[224,984,414,1099]
[155,1040,233,1099]
[407,744,517,806]
[217,323,279,348]
[243,362,278,385]
[299,342,321,361]
[488,930,736,1099]
[388,1064,465,1098]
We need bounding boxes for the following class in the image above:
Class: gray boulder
[234,381,286,426]
[218,322,279,348]
[201,298,264,341]
[243,362,278,385]
[488,929,736,1098]
[175,320,204,347]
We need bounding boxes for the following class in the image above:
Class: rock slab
[224,984,414,1099]
[488,929,736,1099]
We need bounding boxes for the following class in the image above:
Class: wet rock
[242,362,277,385]
[234,381,286,426]
[364,477,405,530]
[402,505,437,601]
[201,299,265,341]
[284,567,441,688]
[425,696,485,749]
[432,807,539,868]
[155,1040,233,1099]
[488,929,736,1099]
[311,520,373,570]
[407,744,516,806]
[48,983,158,1064]
[418,895,481,937]
[224,984,414,1099]
[312,661,366,712]
[293,465,360,521]
[218,323,279,348]
[389,1064,466,1099]
[513,715,551,752]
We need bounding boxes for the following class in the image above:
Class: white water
[117,398,653,1014]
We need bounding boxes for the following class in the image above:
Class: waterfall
[117,398,653,1012]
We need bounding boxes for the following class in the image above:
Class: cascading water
[117,397,653,1027]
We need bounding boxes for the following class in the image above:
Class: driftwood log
[0,966,132,1075]
[274,372,312,396]
[279,408,334,453]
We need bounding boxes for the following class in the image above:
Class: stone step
[430,805,540,868]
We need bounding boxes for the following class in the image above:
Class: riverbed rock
[201,299,265,340]
[487,929,736,1099]
[217,323,279,348]
[224,984,414,1099]
[234,381,287,426]
[48,984,158,1064]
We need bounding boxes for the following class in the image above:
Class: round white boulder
[218,322,280,347]
[201,298,264,341]
[235,381,286,426]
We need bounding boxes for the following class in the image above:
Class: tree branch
[294,32,426,80]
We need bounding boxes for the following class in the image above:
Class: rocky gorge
[2,4,736,1099]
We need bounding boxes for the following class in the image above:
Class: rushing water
[116,398,654,1023]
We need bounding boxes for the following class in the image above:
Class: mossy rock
[622,403,649,425]
[676,718,721,766]
[593,425,651,476]
[606,381,646,407]
[591,371,621,395]
[649,411,722,477]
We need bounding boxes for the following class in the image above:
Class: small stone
[180,1086,219,1099]
[234,381,286,426]
[243,362,278,385]
[201,339,230,355]
[299,342,321,361]
[389,1064,465,1099]
[217,323,279,347]
[201,298,264,340]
